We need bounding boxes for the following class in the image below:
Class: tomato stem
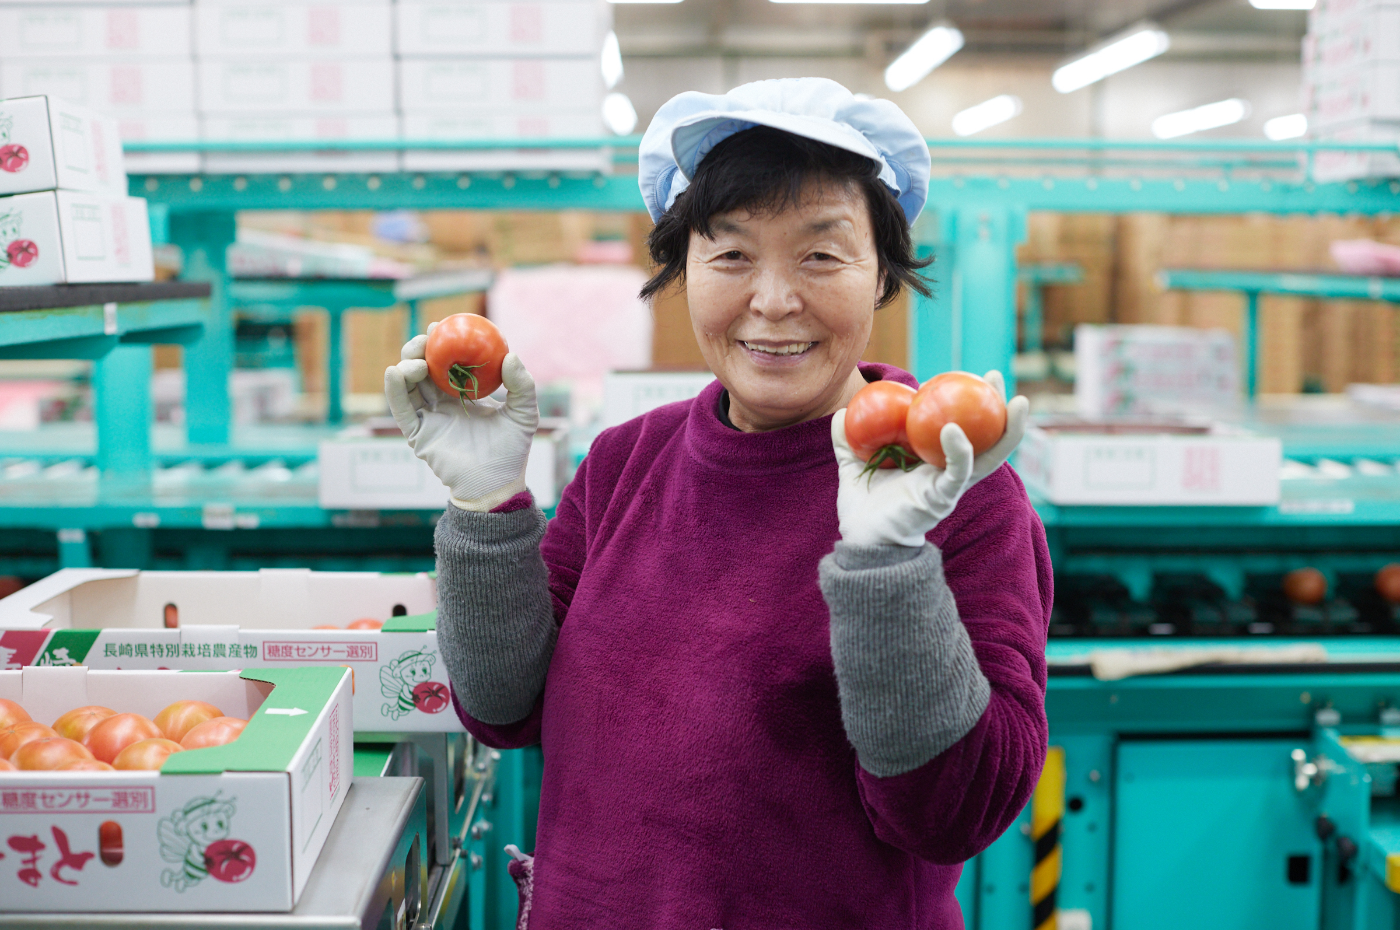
[447,362,485,411]
[858,444,922,482]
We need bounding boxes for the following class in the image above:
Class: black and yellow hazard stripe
[1030,746,1065,930]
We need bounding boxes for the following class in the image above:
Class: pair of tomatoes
[0,698,248,772]
[845,372,1007,472]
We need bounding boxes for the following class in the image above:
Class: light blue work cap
[638,77,931,226]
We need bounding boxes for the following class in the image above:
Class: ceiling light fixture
[608,0,682,6]
[603,92,638,135]
[952,95,1023,136]
[1052,22,1170,94]
[1152,98,1251,139]
[884,25,964,92]
[1264,113,1308,139]
[1249,0,1315,8]
[601,31,623,89]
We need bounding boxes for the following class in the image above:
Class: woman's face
[685,180,881,432]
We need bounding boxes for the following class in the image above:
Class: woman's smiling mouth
[739,340,816,358]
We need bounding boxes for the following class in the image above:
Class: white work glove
[833,371,1030,548]
[384,324,538,512]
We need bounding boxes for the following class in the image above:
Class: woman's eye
[721,251,743,260]
[810,252,834,261]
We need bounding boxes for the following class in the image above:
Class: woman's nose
[749,266,802,319]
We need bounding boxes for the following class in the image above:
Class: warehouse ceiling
[615,0,1308,61]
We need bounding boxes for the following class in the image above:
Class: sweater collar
[685,363,918,475]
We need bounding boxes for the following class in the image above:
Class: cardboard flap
[256,569,313,626]
[0,568,136,628]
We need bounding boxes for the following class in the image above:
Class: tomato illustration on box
[0,208,38,273]
[379,649,447,720]
[158,793,255,891]
[0,114,30,175]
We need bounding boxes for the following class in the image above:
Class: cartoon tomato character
[6,240,38,269]
[0,144,28,173]
[204,839,256,883]
[412,681,449,714]
[380,649,438,721]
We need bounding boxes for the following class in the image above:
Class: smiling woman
[388,76,1050,930]
[639,126,931,430]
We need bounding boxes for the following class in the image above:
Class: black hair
[640,125,932,309]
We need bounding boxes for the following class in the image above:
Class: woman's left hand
[832,371,1029,548]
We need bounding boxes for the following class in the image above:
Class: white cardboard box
[397,57,601,112]
[0,59,197,116]
[1312,118,1400,181]
[117,113,201,175]
[202,114,399,174]
[399,110,607,172]
[1016,421,1282,506]
[198,58,396,114]
[0,569,448,733]
[0,190,153,286]
[602,370,716,428]
[318,424,570,510]
[0,95,126,196]
[395,1,608,57]
[1305,61,1400,126]
[1305,7,1400,69]
[195,4,392,57]
[1074,324,1239,418]
[0,6,192,58]
[0,665,352,912]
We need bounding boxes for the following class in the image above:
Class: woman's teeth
[742,342,814,356]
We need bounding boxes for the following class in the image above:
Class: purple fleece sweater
[454,363,1052,928]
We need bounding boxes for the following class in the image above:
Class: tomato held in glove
[844,381,919,473]
[53,705,116,743]
[205,839,256,883]
[0,144,28,173]
[424,313,508,408]
[0,698,30,731]
[84,713,161,764]
[155,700,223,744]
[906,372,1007,470]
[13,737,93,771]
[113,738,184,771]
[6,240,38,269]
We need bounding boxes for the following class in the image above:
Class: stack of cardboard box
[1304,0,1400,181]
[0,95,154,286]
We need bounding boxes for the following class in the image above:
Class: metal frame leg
[170,211,237,445]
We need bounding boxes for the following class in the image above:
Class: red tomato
[204,839,257,883]
[59,759,115,772]
[0,698,30,731]
[0,722,57,759]
[13,737,93,771]
[113,738,184,771]
[181,716,247,750]
[154,700,223,744]
[906,372,1008,469]
[1376,564,1400,603]
[347,618,383,630]
[412,681,450,714]
[6,240,38,269]
[84,713,162,764]
[0,758,15,772]
[844,381,919,471]
[0,144,29,173]
[52,705,117,743]
[1283,568,1328,606]
[424,313,508,407]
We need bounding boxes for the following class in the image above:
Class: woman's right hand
[384,324,539,511]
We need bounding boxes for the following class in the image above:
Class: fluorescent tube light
[603,93,638,135]
[1152,98,1250,139]
[1052,23,1170,94]
[1249,0,1314,8]
[608,0,682,5]
[884,25,964,92]
[601,31,623,89]
[1263,113,1307,140]
[952,95,1023,136]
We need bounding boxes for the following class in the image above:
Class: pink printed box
[0,665,352,912]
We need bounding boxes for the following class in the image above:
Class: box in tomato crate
[1015,420,1282,506]
[0,665,352,912]
[0,95,126,197]
[0,568,457,733]
[0,190,153,286]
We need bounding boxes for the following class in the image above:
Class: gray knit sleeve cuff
[434,503,558,726]
[819,542,991,778]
